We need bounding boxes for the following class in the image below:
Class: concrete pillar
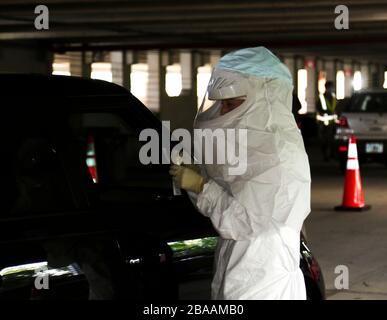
[344,62,353,97]
[67,52,82,76]
[122,51,131,90]
[371,63,379,88]
[316,58,324,74]
[0,42,52,74]
[110,50,132,89]
[369,63,376,87]
[81,51,92,78]
[53,53,69,64]
[68,51,92,78]
[209,50,221,67]
[377,63,384,88]
[360,63,369,89]
[56,51,93,79]
[325,60,335,83]
[110,51,123,86]
[147,50,161,113]
[283,56,296,86]
[180,52,192,92]
[294,55,304,93]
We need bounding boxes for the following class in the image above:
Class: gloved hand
[169,164,206,194]
[182,163,201,174]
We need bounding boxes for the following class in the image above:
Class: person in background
[316,81,337,161]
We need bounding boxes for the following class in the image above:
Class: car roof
[0,73,129,97]
[353,88,387,94]
[0,73,163,136]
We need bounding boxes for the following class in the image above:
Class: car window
[67,111,172,194]
[9,135,76,216]
[349,93,387,113]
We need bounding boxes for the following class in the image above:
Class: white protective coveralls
[192,47,311,300]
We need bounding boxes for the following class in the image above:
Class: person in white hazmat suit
[169,47,311,300]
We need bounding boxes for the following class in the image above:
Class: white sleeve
[186,190,199,210]
[196,179,268,240]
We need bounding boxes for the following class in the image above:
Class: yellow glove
[182,163,201,174]
[169,164,206,194]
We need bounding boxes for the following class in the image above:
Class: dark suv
[0,74,325,300]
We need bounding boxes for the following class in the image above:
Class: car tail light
[338,116,349,128]
[310,258,321,282]
[86,135,98,183]
[339,145,348,152]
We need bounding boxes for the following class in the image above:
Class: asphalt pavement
[306,143,387,300]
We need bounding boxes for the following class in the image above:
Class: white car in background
[334,89,387,170]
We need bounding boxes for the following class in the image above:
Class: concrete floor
[306,145,387,300]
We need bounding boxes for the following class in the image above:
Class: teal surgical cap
[216,46,293,86]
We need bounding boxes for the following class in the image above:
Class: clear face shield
[197,69,249,119]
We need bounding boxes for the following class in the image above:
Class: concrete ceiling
[1,0,387,61]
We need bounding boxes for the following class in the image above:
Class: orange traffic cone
[335,135,371,211]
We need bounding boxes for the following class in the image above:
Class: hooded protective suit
[192,47,311,300]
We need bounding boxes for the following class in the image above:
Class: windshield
[348,93,387,113]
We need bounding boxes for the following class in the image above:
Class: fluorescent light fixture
[383,71,387,89]
[130,63,148,105]
[197,64,212,109]
[91,62,112,82]
[353,71,362,91]
[52,62,70,76]
[297,69,308,114]
[336,70,345,100]
[165,64,182,97]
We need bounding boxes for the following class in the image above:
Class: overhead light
[336,71,345,100]
[165,64,182,97]
[353,71,362,91]
[52,62,70,76]
[91,62,112,82]
[197,64,212,110]
[130,63,149,105]
[297,69,308,114]
[383,72,387,89]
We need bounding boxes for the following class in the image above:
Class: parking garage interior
[2,0,387,301]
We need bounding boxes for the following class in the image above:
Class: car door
[61,94,216,242]
[0,103,84,271]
